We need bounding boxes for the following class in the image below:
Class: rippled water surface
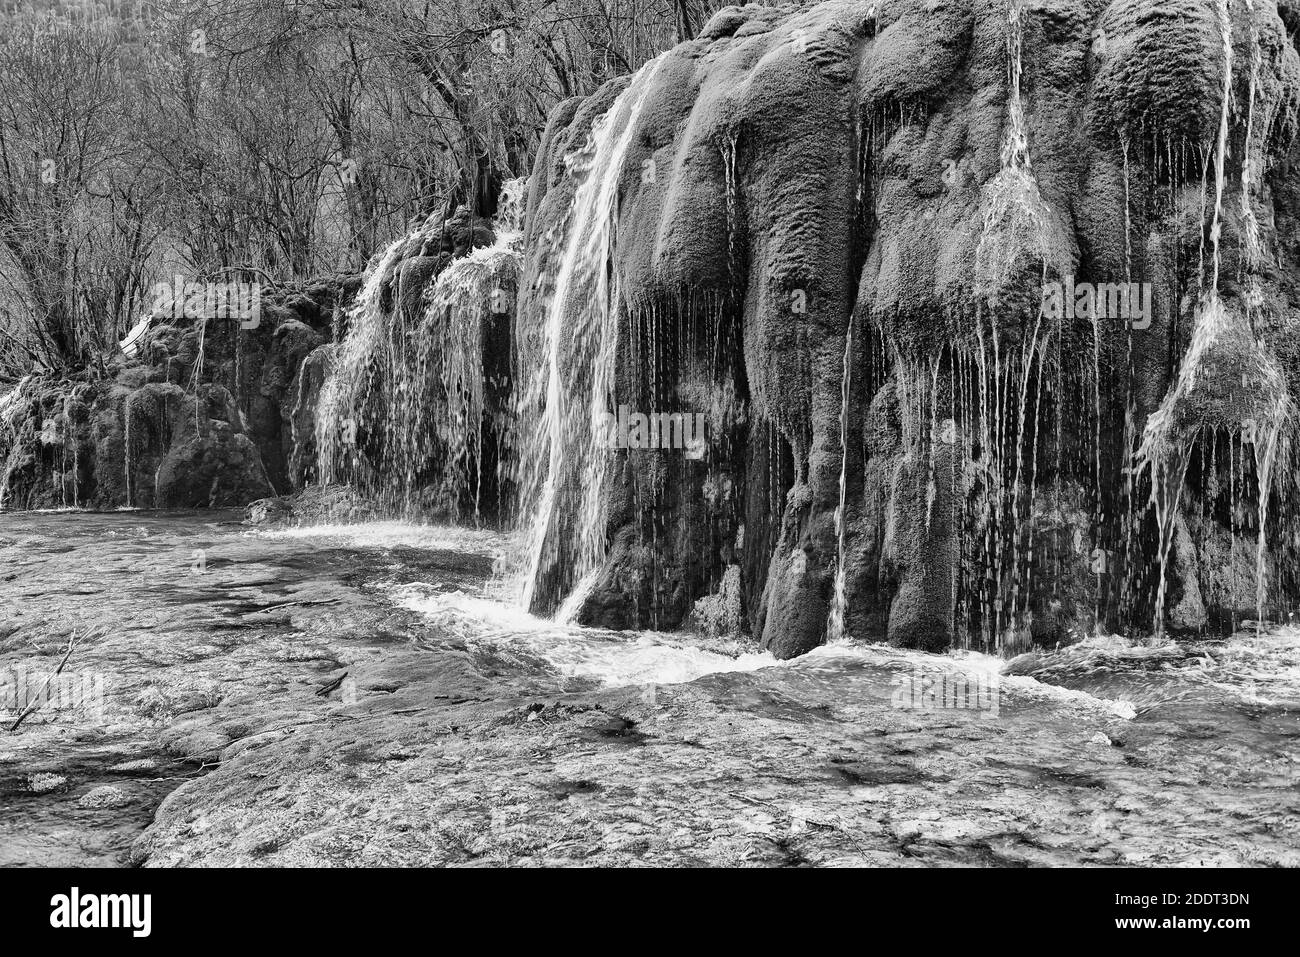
[2,511,1297,866]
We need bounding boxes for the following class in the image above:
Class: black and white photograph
[0,0,1292,930]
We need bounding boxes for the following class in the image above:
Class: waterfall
[288,358,315,486]
[314,234,418,498]
[313,183,523,518]
[975,0,1049,286]
[61,392,78,508]
[1240,0,1263,269]
[123,397,133,509]
[1208,0,1235,295]
[826,317,853,644]
[0,376,33,510]
[1134,0,1295,636]
[1003,0,1031,174]
[418,219,522,519]
[513,55,665,614]
[957,0,1055,651]
[191,318,207,433]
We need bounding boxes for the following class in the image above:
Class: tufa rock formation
[512,0,1300,656]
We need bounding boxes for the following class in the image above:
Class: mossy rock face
[1091,0,1226,148]
[521,0,1300,654]
[15,209,503,513]
[84,382,275,509]
[1,278,351,511]
[154,418,273,509]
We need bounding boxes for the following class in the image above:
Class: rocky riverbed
[1,511,1297,866]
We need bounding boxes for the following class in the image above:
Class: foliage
[0,0,724,377]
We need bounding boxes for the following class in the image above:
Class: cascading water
[191,318,206,433]
[61,392,79,508]
[957,0,1058,652]
[1135,0,1296,636]
[0,376,35,511]
[315,234,430,502]
[313,183,523,519]
[825,317,853,644]
[1210,0,1235,297]
[1003,0,1032,175]
[852,0,1065,654]
[75,1,1281,661]
[1240,0,1264,269]
[123,396,134,509]
[4,2,1300,705]
[512,56,666,614]
[418,233,521,520]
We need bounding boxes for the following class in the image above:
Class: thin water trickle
[1240,0,1264,270]
[60,393,78,509]
[1133,0,1297,637]
[1209,0,1235,295]
[123,397,133,510]
[191,318,206,433]
[924,0,1075,652]
[826,317,854,644]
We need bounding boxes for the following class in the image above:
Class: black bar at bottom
[0,867,1280,945]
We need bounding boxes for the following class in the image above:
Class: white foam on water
[276,517,1297,714]
[996,673,1138,720]
[391,584,776,689]
[249,521,510,555]
[1003,626,1300,710]
[1188,625,1300,706]
[798,642,1138,720]
[555,569,600,625]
